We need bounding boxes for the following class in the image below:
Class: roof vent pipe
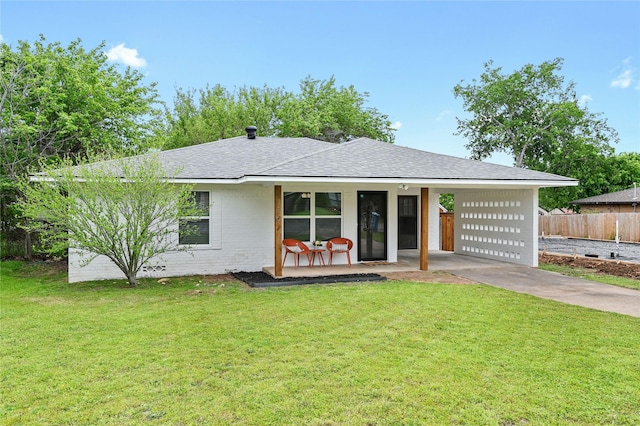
[246,125,257,139]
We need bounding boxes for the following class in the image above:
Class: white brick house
[68,132,577,282]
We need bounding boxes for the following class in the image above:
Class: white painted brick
[454,189,538,267]
[70,183,539,282]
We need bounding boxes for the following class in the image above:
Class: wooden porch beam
[420,187,429,270]
[274,185,283,277]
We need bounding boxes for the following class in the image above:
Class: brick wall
[69,184,273,282]
[454,189,538,267]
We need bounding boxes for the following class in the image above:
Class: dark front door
[358,191,387,261]
[398,196,418,249]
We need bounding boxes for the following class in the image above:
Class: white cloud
[610,57,635,89]
[435,110,451,122]
[578,94,592,106]
[391,121,402,130]
[106,43,147,68]
[611,70,633,88]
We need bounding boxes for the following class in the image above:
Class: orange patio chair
[282,238,313,268]
[326,237,353,267]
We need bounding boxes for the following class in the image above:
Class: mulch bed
[232,271,386,288]
[539,253,640,280]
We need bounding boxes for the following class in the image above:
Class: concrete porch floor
[263,250,507,278]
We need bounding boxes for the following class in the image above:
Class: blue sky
[2,1,639,164]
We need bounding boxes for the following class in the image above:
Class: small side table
[309,247,326,266]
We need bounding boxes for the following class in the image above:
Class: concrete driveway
[431,252,640,318]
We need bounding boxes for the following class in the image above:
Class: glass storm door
[398,196,418,249]
[357,191,387,261]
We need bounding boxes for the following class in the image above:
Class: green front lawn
[2,261,639,425]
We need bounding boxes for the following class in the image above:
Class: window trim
[283,191,342,242]
[179,190,211,246]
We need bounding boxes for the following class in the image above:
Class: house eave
[239,175,578,188]
[34,174,578,189]
[165,178,243,185]
[574,201,639,206]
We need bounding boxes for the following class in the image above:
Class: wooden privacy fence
[539,213,640,242]
[440,212,454,251]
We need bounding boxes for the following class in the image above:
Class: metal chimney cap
[245,125,257,139]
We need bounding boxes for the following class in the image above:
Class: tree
[160,84,287,150]
[453,59,618,167]
[537,138,611,209]
[159,76,395,150]
[1,36,162,241]
[18,153,200,287]
[539,151,640,210]
[439,193,454,212]
[605,152,640,191]
[277,76,395,143]
[453,58,620,208]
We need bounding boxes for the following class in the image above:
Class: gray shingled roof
[157,136,331,179]
[154,136,576,183]
[572,187,640,205]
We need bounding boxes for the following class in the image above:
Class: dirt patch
[380,270,478,284]
[184,288,221,296]
[539,253,640,280]
[13,259,68,278]
[187,273,239,284]
[160,273,241,285]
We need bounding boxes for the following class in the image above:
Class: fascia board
[163,178,242,185]
[236,175,579,188]
[30,175,243,185]
[33,174,578,188]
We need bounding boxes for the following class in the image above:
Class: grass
[539,263,640,290]
[2,260,639,425]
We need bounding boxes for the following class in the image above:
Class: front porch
[263,250,508,278]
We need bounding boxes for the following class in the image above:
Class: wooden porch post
[274,185,283,277]
[420,187,429,270]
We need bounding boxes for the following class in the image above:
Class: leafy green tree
[539,151,640,209]
[1,36,162,181]
[453,58,618,169]
[605,152,640,190]
[18,154,200,287]
[160,76,395,150]
[1,36,162,241]
[537,142,611,209]
[160,84,288,150]
[277,76,395,143]
[453,58,620,208]
[439,193,454,212]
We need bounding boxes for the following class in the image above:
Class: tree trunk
[126,273,138,287]
[24,231,32,260]
[515,141,531,168]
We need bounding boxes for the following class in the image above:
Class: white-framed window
[283,191,342,241]
[179,191,210,245]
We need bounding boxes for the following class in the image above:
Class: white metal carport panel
[454,189,538,267]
